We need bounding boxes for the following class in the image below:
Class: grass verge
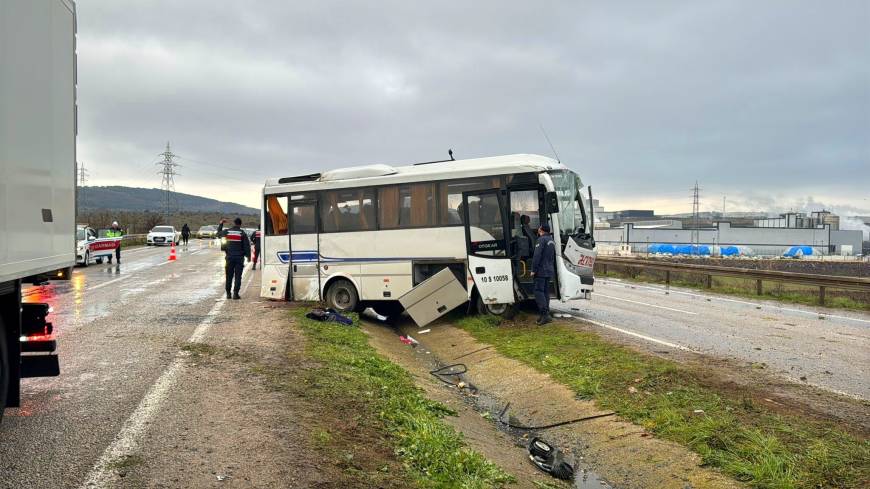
[598,269,870,312]
[458,314,869,489]
[295,309,515,489]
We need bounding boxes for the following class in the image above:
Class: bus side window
[265,195,288,235]
[291,204,316,234]
[379,183,436,229]
[320,189,375,233]
[438,177,502,226]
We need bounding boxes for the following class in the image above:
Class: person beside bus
[251,225,262,270]
[106,221,124,265]
[217,217,251,300]
[181,223,191,246]
[530,224,556,325]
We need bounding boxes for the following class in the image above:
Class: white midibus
[259,154,596,316]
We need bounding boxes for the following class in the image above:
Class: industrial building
[595,219,863,257]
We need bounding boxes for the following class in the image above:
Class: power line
[156,142,181,221]
[77,161,89,187]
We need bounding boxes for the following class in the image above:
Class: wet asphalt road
[1,241,238,489]
[559,277,870,400]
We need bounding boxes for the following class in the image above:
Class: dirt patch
[116,278,412,489]
[372,318,742,489]
[567,316,870,437]
[364,321,570,488]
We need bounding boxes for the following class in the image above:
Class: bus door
[462,190,515,305]
[506,188,542,299]
[287,200,321,301]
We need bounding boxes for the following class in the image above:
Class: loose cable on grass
[498,402,615,430]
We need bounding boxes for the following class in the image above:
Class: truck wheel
[0,315,9,421]
[326,279,359,313]
[82,251,90,267]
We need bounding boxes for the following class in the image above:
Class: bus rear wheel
[326,279,359,314]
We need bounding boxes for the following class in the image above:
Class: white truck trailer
[1,0,77,421]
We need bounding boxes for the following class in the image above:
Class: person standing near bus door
[181,223,191,247]
[217,217,251,300]
[251,225,261,270]
[530,224,556,325]
[106,221,124,265]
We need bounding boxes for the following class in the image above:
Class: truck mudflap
[19,303,60,378]
[21,355,60,378]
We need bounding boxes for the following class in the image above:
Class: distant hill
[79,186,258,215]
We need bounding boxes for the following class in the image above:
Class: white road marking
[601,280,758,306]
[778,307,870,325]
[86,275,131,291]
[600,280,870,325]
[80,283,234,488]
[595,292,697,315]
[575,316,697,352]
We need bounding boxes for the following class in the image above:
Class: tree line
[77,209,259,234]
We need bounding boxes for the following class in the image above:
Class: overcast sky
[76,0,869,216]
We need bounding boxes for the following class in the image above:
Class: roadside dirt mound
[365,319,742,489]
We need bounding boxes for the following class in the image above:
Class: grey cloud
[75,0,870,211]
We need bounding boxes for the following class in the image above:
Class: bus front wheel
[475,295,517,319]
[326,279,359,313]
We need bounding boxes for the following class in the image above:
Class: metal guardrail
[596,256,870,305]
[122,234,147,246]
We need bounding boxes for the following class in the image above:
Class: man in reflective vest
[105,221,124,264]
[217,217,251,300]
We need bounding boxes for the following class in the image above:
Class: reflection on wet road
[2,240,235,489]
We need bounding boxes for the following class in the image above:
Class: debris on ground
[527,438,574,481]
[305,308,353,325]
[399,335,419,347]
[362,307,388,322]
[418,328,431,334]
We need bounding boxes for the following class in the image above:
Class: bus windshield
[549,170,587,236]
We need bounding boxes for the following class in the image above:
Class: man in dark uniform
[217,217,251,300]
[181,223,191,247]
[531,224,556,325]
[250,225,262,270]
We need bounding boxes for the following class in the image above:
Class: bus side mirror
[546,192,559,214]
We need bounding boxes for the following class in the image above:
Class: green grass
[598,269,870,312]
[458,315,870,489]
[296,310,515,489]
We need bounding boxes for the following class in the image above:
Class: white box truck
[1,0,77,421]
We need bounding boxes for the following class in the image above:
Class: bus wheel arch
[471,285,517,319]
[323,276,361,313]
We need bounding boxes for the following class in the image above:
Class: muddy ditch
[363,317,741,489]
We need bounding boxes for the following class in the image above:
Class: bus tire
[326,279,359,313]
[475,295,517,319]
[0,315,9,422]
